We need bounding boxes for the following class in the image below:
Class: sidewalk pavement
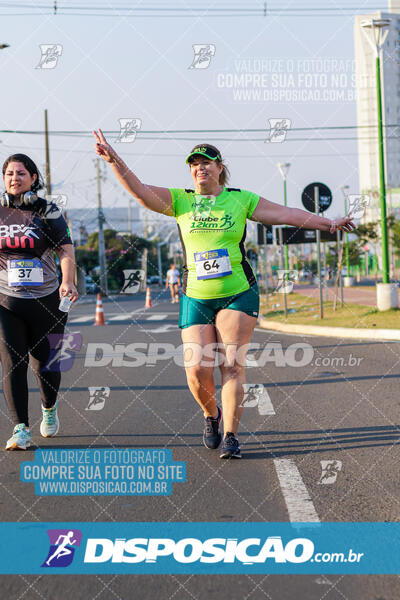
[293,284,382,307]
[258,317,400,341]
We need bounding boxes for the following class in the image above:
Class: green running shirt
[170,187,260,299]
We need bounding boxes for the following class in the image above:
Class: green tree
[390,220,400,254]
[353,221,379,280]
[146,237,180,280]
[355,222,379,246]
[347,240,362,266]
[76,229,151,291]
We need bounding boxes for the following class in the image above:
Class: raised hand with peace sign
[93,129,119,164]
[92,128,173,215]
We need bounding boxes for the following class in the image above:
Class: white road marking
[69,316,92,323]
[273,458,320,522]
[258,388,275,415]
[109,314,133,321]
[70,311,177,324]
[141,324,178,333]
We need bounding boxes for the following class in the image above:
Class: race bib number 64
[194,249,232,280]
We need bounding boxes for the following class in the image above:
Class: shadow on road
[30,425,400,459]
[24,369,400,395]
[242,425,400,459]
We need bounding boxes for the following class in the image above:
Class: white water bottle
[59,295,72,312]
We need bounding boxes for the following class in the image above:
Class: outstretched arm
[251,197,355,233]
[93,129,173,216]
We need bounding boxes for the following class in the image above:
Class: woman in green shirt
[93,129,354,459]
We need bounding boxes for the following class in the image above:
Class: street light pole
[96,158,108,296]
[340,185,350,275]
[376,49,390,283]
[157,231,174,289]
[361,18,391,284]
[128,198,132,236]
[44,109,52,196]
[278,162,290,272]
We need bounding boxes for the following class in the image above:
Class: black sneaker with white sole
[219,432,241,459]
[203,406,222,449]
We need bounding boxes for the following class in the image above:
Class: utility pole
[141,248,148,292]
[360,20,389,276]
[128,198,132,235]
[340,185,350,275]
[278,227,288,318]
[361,17,397,310]
[157,232,173,289]
[263,237,269,296]
[314,186,324,319]
[44,109,51,196]
[278,162,290,272]
[336,230,344,307]
[96,158,108,295]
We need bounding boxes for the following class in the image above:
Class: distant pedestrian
[166,263,181,303]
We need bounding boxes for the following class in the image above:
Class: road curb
[258,317,400,341]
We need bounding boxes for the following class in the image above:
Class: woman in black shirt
[0,154,78,450]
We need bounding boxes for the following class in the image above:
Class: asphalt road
[1,288,399,599]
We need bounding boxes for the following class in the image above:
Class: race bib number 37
[194,248,232,280]
[8,259,44,287]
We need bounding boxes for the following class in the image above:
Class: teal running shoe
[5,424,31,451]
[40,403,59,438]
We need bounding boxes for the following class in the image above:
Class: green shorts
[179,283,259,329]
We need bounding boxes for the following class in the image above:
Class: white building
[354,0,400,223]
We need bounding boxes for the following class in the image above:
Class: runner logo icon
[42,333,82,372]
[42,529,82,568]
[189,44,216,69]
[121,269,145,293]
[86,386,110,411]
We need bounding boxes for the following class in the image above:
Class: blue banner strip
[0,522,399,574]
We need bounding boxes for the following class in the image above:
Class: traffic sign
[277,227,341,244]
[256,223,273,245]
[301,182,332,213]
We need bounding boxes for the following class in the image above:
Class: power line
[0,3,262,10]
[0,141,386,158]
[74,136,399,142]
[0,1,390,8]
[0,124,398,135]
[0,2,393,17]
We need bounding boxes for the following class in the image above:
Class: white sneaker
[40,403,59,438]
[5,424,31,451]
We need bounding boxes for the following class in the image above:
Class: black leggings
[0,290,67,426]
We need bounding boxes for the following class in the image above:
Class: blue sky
[0,1,388,220]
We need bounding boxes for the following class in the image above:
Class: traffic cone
[145,286,152,308]
[95,293,106,325]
